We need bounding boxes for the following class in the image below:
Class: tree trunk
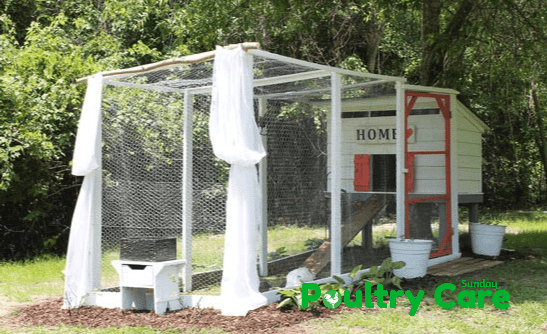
[420,0,475,86]
[420,0,441,86]
[363,4,385,73]
[531,80,547,199]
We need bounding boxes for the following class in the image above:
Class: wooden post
[330,73,342,275]
[258,98,268,276]
[468,203,479,223]
[361,221,373,251]
[395,81,406,239]
[182,90,193,292]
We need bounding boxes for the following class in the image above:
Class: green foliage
[268,247,288,261]
[0,0,547,261]
[277,264,363,311]
[277,259,405,311]
[0,16,101,259]
[102,0,184,56]
[357,257,405,290]
[320,265,364,300]
[277,285,307,310]
[304,238,325,250]
[0,0,198,260]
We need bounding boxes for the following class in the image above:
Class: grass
[301,254,547,334]
[2,211,547,333]
[0,254,65,302]
[297,210,547,334]
[190,224,329,272]
[187,225,330,294]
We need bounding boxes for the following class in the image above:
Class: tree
[419,0,476,86]
[2,0,547,260]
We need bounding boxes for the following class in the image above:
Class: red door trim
[404,91,452,258]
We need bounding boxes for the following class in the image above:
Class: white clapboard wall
[325,95,487,196]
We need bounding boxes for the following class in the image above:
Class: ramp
[302,194,385,275]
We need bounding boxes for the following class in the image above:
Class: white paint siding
[456,109,483,194]
[413,155,446,194]
[328,96,485,196]
[408,114,447,194]
[414,180,446,194]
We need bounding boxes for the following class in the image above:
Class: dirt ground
[0,268,515,332]
[0,295,59,331]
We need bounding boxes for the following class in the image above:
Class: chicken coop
[64,43,488,316]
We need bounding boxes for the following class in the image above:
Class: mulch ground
[10,297,377,333]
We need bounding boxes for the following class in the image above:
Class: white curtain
[63,73,103,308]
[209,46,268,316]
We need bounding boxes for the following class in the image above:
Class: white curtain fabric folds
[65,47,267,314]
[63,73,103,308]
[209,46,268,316]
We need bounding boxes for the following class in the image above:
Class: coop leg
[468,203,479,223]
[361,221,373,251]
[438,203,447,249]
[408,202,435,240]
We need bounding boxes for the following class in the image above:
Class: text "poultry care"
[303,280,510,316]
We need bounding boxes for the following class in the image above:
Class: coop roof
[77,42,406,102]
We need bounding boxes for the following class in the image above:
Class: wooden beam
[76,42,261,83]
[303,195,385,275]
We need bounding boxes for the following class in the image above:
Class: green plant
[357,257,405,290]
[321,265,363,295]
[276,285,306,310]
[268,246,288,261]
[304,238,325,250]
[277,265,363,311]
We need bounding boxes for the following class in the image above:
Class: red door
[404,92,452,258]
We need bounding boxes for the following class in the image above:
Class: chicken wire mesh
[259,100,329,286]
[100,84,229,291]
[101,86,186,288]
[97,51,401,293]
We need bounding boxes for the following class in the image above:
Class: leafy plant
[357,257,405,290]
[277,264,363,310]
[304,238,325,250]
[276,286,306,310]
[268,246,288,261]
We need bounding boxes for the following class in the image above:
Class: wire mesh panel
[188,94,229,293]
[264,101,328,227]
[100,89,229,293]
[94,49,405,295]
[260,101,329,286]
[334,79,400,275]
[101,86,185,288]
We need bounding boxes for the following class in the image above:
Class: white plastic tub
[470,223,506,256]
[389,239,433,279]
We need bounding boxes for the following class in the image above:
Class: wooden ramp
[303,195,385,275]
[427,257,504,276]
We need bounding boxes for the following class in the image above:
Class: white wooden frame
[85,45,469,311]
